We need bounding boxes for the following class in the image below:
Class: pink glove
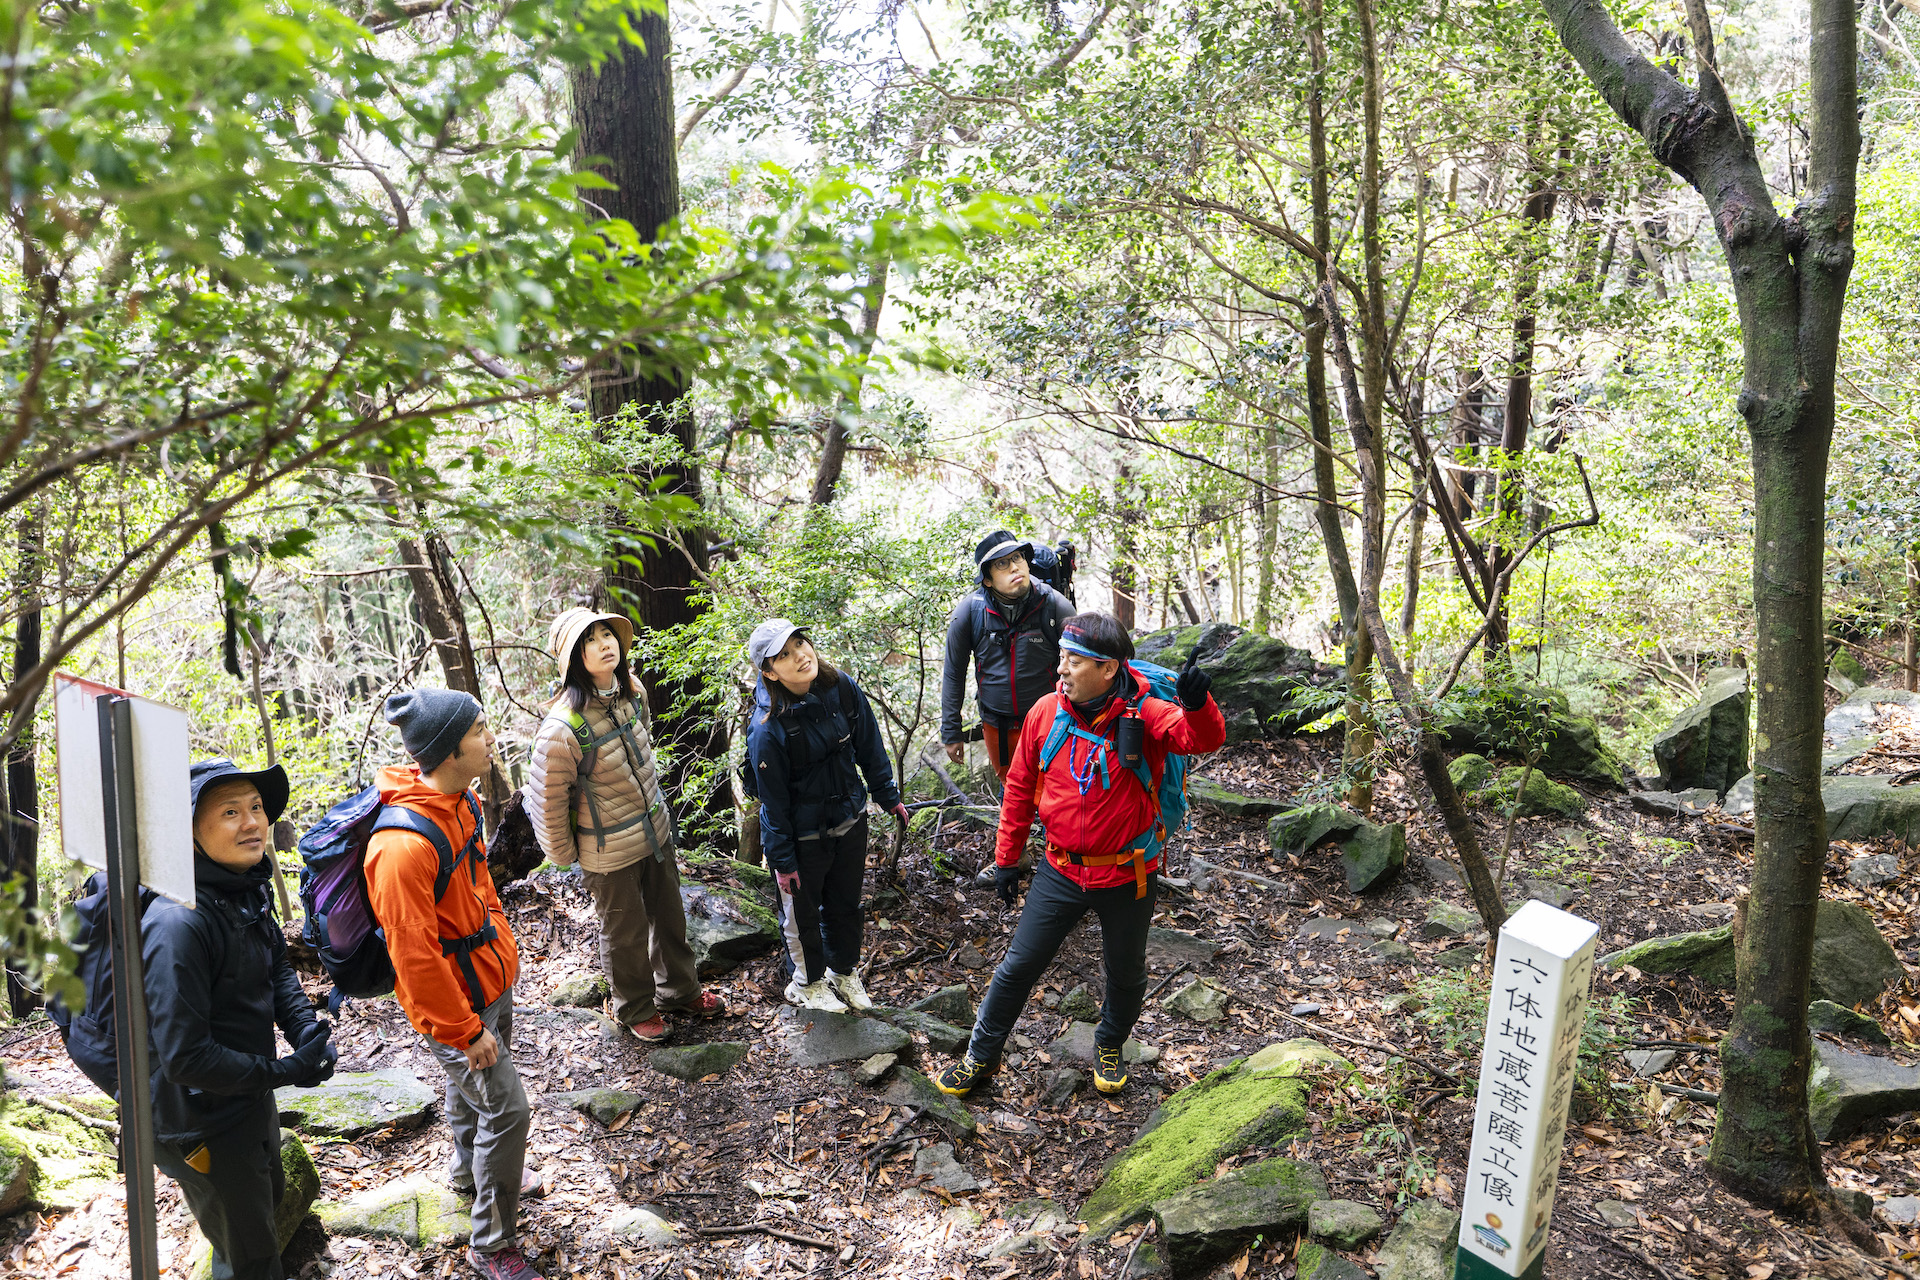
[777,870,800,898]
[889,802,910,830]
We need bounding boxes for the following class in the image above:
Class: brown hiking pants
[581,854,701,1024]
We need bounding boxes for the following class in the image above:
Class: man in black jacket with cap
[145,759,337,1280]
[941,530,1075,780]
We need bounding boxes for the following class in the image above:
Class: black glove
[1176,652,1212,709]
[273,1020,337,1088]
[995,864,1022,906]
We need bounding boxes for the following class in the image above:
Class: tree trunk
[1401,468,1427,637]
[810,259,889,506]
[1539,0,1858,1213]
[1110,466,1139,629]
[5,509,43,1014]
[1906,546,1918,692]
[1253,421,1281,634]
[571,4,732,849]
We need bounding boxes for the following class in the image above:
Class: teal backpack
[1034,661,1192,896]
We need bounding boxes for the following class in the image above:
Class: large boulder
[1134,624,1339,742]
[1150,1157,1327,1274]
[681,883,781,977]
[1650,667,1750,797]
[1436,682,1625,790]
[1824,776,1920,845]
[1825,686,1920,742]
[0,1095,122,1210]
[1808,1040,1920,1140]
[1268,804,1405,892]
[276,1068,436,1138]
[1078,1039,1339,1240]
[1601,899,1900,1007]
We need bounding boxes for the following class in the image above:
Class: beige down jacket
[526,690,676,874]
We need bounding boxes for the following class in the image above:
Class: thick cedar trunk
[1538,0,1858,1210]
[4,510,43,1014]
[810,260,889,506]
[572,4,732,848]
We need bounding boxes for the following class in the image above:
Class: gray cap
[384,687,482,772]
[747,618,807,670]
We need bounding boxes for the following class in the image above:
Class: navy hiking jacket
[747,672,902,875]
[939,581,1073,743]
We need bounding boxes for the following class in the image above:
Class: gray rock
[852,1053,897,1086]
[1373,1198,1459,1280]
[1124,1239,1170,1277]
[516,1005,626,1045]
[1808,999,1892,1047]
[603,1206,680,1247]
[1651,667,1750,796]
[1008,1195,1070,1233]
[955,942,989,969]
[1837,1187,1876,1219]
[1723,771,1755,817]
[1133,624,1338,741]
[1625,1049,1677,1077]
[873,1006,971,1054]
[316,1175,470,1247]
[1436,681,1626,790]
[1673,787,1721,814]
[1150,1157,1327,1274]
[913,1141,981,1192]
[987,1231,1047,1258]
[1050,1021,1158,1066]
[1825,686,1920,742]
[1880,1195,1919,1225]
[1267,804,1405,892]
[1602,899,1901,1007]
[1188,776,1291,819]
[1295,1243,1369,1280]
[1808,1040,1920,1140]
[883,1067,978,1136]
[648,1041,748,1083]
[546,973,609,1008]
[1291,1003,1322,1016]
[1337,819,1406,892]
[1145,928,1220,967]
[1825,775,1920,845]
[1596,1199,1640,1228]
[1039,1069,1084,1107]
[550,1088,644,1126]
[1825,734,1884,775]
[777,1007,911,1067]
[1484,767,1587,820]
[1307,1198,1384,1248]
[681,883,780,977]
[1297,917,1362,942]
[1630,790,1682,817]
[1520,880,1580,909]
[1364,940,1416,963]
[1381,993,1424,1015]
[0,1136,33,1217]
[276,1068,435,1138]
[1418,856,1462,885]
[1431,945,1480,970]
[1059,984,1101,1022]
[1849,853,1902,889]
[1164,977,1230,1023]
[1419,902,1479,940]
[907,985,974,1026]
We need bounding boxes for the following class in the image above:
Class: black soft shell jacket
[940,581,1074,742]
[142,852,316,1144]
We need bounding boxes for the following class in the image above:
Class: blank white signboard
[54,673,195,908]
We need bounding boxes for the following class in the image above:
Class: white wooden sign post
[1452,900,1600,1280]
[53,673,193,1280]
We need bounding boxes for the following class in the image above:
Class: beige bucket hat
[548,607,636,681]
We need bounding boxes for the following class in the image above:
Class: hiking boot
[1092,1043,1129,1094]
[674,990,728,1019]
[826,969,875,1012]
[784,976,849,1013]
[933,1051,998,1097]
[468,1245,542,1279]
[625,1015,669,1043]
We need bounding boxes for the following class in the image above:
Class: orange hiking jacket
[364,766,520,1049]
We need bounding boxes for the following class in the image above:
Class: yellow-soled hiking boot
[933,1051,998,1097]
[1092,1043,1129,1094]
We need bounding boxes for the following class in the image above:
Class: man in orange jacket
[365,688,540,1280]
[935,612,1224,1100]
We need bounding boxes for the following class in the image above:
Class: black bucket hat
[973,530,1033,578]
[189,759,290,823]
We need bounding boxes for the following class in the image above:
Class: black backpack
[47,871,160,1098]
[1030,540,1077,605]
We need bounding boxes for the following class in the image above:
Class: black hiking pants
[967,859,1157,1064]
[155,1093,286,1280]
[775,815,869,985]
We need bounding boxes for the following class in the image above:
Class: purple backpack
[297,786,485,1002]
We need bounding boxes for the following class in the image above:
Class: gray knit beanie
[384,688,482,772]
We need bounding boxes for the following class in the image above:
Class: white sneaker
[827,969,875,1011]
[785,976,849,1013]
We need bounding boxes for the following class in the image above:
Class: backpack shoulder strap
[969,591,988,650]
[372,805,461,901]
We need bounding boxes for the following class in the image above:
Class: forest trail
[6,729,1920,1280]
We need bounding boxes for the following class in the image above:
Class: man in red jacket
[935,612,1224,1098]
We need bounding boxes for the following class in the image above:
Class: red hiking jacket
[994,666,1225,890]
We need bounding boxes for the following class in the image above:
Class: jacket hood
[192,847,276,898]
[375,764,477,821]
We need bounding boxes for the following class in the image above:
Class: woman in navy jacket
[745,619,908,1013]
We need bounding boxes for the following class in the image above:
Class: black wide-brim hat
[189,759,291,823]
[974,529,1034,571]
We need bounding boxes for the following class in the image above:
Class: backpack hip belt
[1048,831,1162,899]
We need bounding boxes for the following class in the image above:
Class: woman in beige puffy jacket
[525,608,726,1042]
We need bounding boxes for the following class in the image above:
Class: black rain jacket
[939,581,1073,743]
[143,851,317,1143]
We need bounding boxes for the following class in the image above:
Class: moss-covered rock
[907,985,975,1026]
[1308,1198,1385,1249]
[1485,767,1586,819]
[1447,754,1493,794]
[0,1094,118,1210]
[1437,682,1625,790]
[547,973,609,1008]
[681,883,781,977]
[872,1007,970,1054]
[1188,777,1291,819]
[883,1068,979,1137]
[1831,650,1871,688]
[1824,775,1920,846]
[1267,804,1404,892]
[1808,999,1892,1047]
[1134,624,1339,742]
[1150,1156,1327,1273]
[1651,667,1750,796]
[1601,900,1900,1008]
[317,1175,470,1246]
[276,1068,436,1138]
[1599,925,1736,985]
[550,1088,644,1126]
[1296,1241,1369,1280]
[1077,1039,1329,1240]
[648,1041,749,1083]
[1374,1198,1459,1280]
[1808,1039,1920,1141]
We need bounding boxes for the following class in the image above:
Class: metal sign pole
[99,693,160,1280]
